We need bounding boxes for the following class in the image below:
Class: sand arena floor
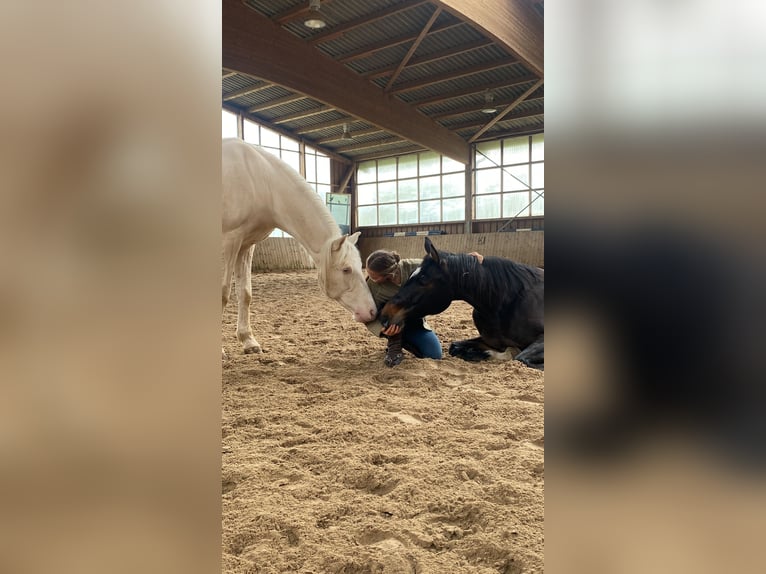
[222,271,544,573]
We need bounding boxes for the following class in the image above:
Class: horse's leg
[221,236,241,359]
[448,338,502,362]
[515,336,544,370]
[234,245,261,354]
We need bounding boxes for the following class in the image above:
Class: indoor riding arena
[222,1,544,572]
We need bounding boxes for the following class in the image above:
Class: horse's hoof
[243,345,262,354]
[449,342,488,362]
[384,352,403,367]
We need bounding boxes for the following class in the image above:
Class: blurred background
[545,1,766,572]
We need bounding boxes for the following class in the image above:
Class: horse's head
[380,237,454,329]
[317,231,377,323]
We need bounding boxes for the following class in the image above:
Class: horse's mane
[441,251,541,308]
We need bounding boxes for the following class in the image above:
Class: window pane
[420,175,440,200]
[398,178,417,202]
[357,161,376,184]
[475,141,501,168]
[503,136,529,165]
[222,110,238,139]
[531,162,544,189]
[420,200,440,223]
[420,152,440,176]
[243,119,259,144]
[316,184,331,197]
[262,147,280,159]
[531,192,545,216]
[305,155,317,183]
[531,133,544,161]
[442,172,465,197]
[379,204,397,225]
[378,157,396,181]
[316,157,331,184]
[475,194,501,219]
[358,206,377,226]
[442,155,464,173]
[442,197,465,221]
[281,150,300,173]
[398,202,418,224]
[281,136,299,151]
[398,154,417,179]
[378,180,396,203]
[476,167,501,194]
[357,183,377,205]
[260,126,280,148]
[503,165,530,191]
[502,192,530,218]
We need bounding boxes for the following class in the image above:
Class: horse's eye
[342,267,351,274]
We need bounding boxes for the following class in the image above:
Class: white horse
[222,138,376,356]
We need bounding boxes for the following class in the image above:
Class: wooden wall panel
[360,231,544,267]
[250,238,315,271]
[250,232,544,271]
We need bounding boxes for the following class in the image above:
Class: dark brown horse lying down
[380,238,544,370]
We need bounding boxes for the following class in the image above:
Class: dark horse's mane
[439,251,541,308]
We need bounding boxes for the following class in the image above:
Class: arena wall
[250,231,544,271]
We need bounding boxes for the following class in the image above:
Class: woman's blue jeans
[402,326,442,359]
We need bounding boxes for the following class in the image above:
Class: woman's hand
[381,323,402,336]
[468,251,484,264]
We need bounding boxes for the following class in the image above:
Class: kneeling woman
[364,249,443,367]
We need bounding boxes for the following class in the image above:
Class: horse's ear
[347,231,361,246]
[331,235,348,252]
[425,237,440,264]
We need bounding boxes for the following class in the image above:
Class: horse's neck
[271,178,338,263]
[448,260,497,311]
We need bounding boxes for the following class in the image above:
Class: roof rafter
[223,0,469,162]
[384,7,442,91]
[336,20,464,63]
[389,58,518,94]
[308,0,430,45]
[222,82,274,101]
[412,75,539,107]
[364,38,492,80]
[433,0,543,77]
[468,80,544,142]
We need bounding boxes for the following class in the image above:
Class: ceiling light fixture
[304,0,327,29]
[341,123,353,140]
[481,92,497,114]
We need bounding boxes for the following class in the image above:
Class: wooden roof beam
[429,94,544,120]
[222,82,274,101]
[273,0,336,25]
[390,58,518,94]
[442,109,543,131]
[222,102,351,164]
[384,7,442,91]
[272,105,334,124]
[317,127,384,144]
[364,38,492,80]
[334,137,407,153]
[412,75,539,107]
[224,0,469,163]
[433,0,543,77]
[336,21,464,63]
[295,117,357,134]
[246,94,307,113]
[468,80,544,142]
[308,0,430,45]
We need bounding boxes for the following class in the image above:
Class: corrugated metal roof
[224,0,544,162]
